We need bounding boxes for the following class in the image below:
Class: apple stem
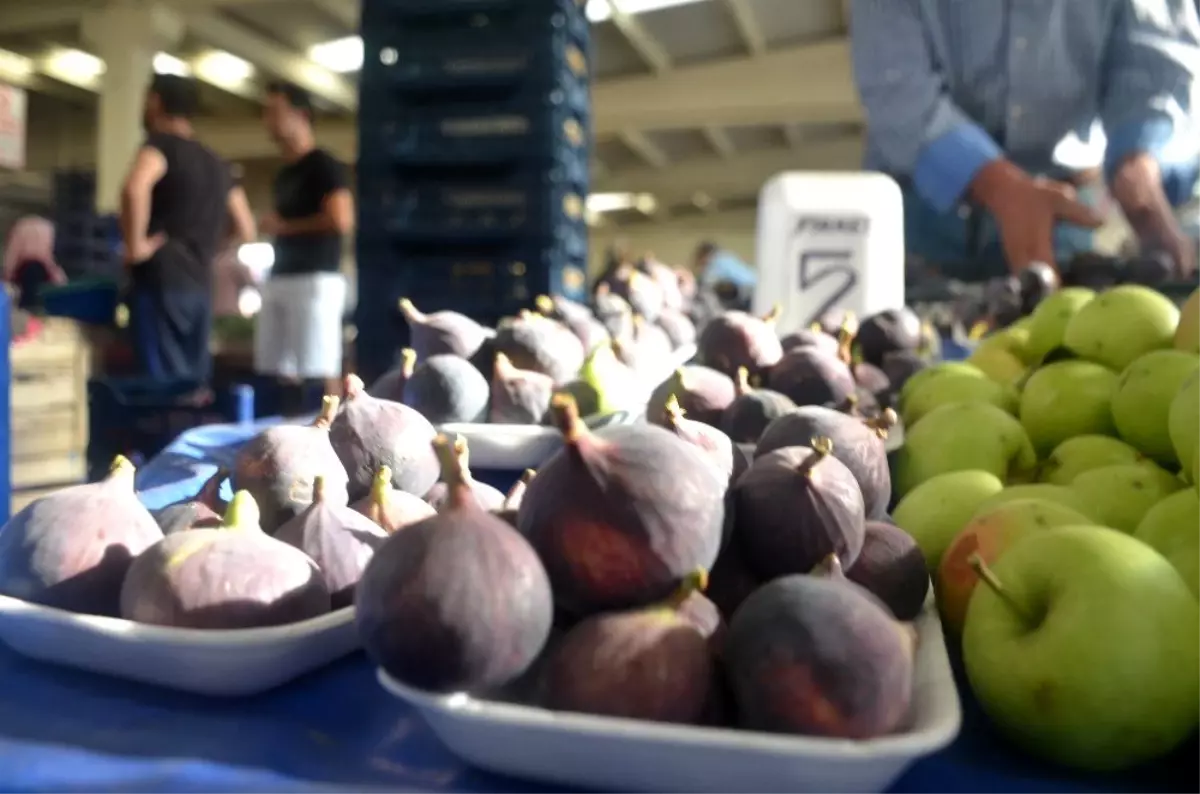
[968,553,1035,625]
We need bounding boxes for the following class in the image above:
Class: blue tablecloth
[0,419,1195,793]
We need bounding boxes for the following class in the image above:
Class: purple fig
[424,436,506,512]
[489,352,554,425]
[399,298,490,360]
[350,466,437,533]
[368,348,417,402]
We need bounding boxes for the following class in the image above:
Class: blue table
[0,419,1195,793]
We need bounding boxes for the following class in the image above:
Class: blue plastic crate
[86,379,255,481]
[40,279,121,326]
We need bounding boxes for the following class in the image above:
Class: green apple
[891,470,1005,569]
[937,498,1090,634]
[1111,350,1199,466]
[967,343,1027,385]
[899,366,1018,426]
[1024,287,1096,364]
[1168,371,1199,483]
[963,525,1200,772]
[1175,289,1198,353]
[898,362,983,405]
[1019,361,1119,457]
[1038,435,1146,485]
[1135,489,1200,598]
[1070,463,1183,533]
[974,484,1096,521]
[1063,284,1180,372]
[892,402,1038,496]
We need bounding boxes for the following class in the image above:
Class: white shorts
[253,272,347,379]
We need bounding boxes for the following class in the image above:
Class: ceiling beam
[702,125,736,158]
[0,5,86,34]
[723,0,766,55]
[606,3,672,74]
[618,129,669,169]
[782,124,804,147]
[309,0,359,31]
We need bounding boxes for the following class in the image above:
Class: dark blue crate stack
[355,0,592,382]
[51,171,122,281]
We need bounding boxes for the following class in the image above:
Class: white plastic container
[756,172,906,332]
[377,595,960,793]
[0,595,359,696]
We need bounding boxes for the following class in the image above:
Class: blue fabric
[701,251,757,290]
[850,0,1200,210]
[0,417,1196,793]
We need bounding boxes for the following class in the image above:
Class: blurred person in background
[3,216,66,312]
[850,0,1199,281]
[255,82,353,415]
[120,73,256,386]
[693,241,756,310]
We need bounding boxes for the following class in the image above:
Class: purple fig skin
[153,467,228,536]
[350,467,437,533]
[755,406,895,520]
[275,478,388,609]
[845,521,929,621]
[0,456,162,617]
[779,328,839,356]
[398,299,490,360]
[402,354,491,424]
[356,436,554,694]
[647,365,737,428]
[724,573,913,739]
[518,396,725,617]
[705,542,762,622]
[538,575,714,723]
[662,395,735,482]
[233,396,350,533]
[331,374,440,501]
[854,308,923,367]
[489,353,555,425]
[734,440,866,580]
[721,367,798,444]
[368,348,418,402]
[493,312,585,386]
[656,308,697,350]
[696,308,785,381]
[423,437,506,512]
[766,348,857,409]
[120,492,331,629]
[600,264,666,323]
[492,470,536,528]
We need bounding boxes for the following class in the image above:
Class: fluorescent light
[0,48,34,82]
[192,50,254,90]
[586,0,612,21]
[237,287,262,317]
[586,192,657,213]
[153,52,191,77]
[237,242,275,273]
[590,0,708,21]
[41,47,105,90]
[309,36,362,73]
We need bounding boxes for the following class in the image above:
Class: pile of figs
[0,272,941,743]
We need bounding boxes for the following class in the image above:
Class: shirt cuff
[912,124,1003,213]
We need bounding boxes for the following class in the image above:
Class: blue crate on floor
[40,279,121,326]
[86,379,255,481]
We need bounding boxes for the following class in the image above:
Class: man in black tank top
[120,73,256,382]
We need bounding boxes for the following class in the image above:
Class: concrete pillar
[81,2,183,212]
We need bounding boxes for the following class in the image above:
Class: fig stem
[666,568,709,608]
[107,455,136,483]
[968,553,1035,625]
[314,396,340,429]
[494,352,514,378]
[369,467,393,529]
[811,553,846,580]
[797,437,834,478]
[223,490,261,530]
[762,304,781,326]
[198,466,228,507]
[312,476,326,503]
[836,325,854,366]
[343,373,365,400]
[400,348,418,379]
[734,367,752,397]
[550,394,585,443]
[503,469,536,509]
[663,393,686,425]
[864,408,898,439]
[432,435,472,508]
[535,294,555,316]
[673,367,689,391]
[398,298,423,323]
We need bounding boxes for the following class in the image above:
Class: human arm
[225,185,257,247]
[119,144,168,264]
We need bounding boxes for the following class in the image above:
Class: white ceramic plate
[0,594,359,697]
[377,594,961,793]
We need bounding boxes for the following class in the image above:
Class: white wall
[586,210,757,274]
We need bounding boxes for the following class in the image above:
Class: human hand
[258,212,283,237]
[970,160,1104,274]
[1110,153,1196,278]
[125,232,167,266]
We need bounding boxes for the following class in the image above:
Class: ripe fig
[120,492,331,629]
[602,264,666,322]
[424,436,506,512]
[779,326,839,356]
[756,405,895,520]
[767,347,857,408]
[881,350,929,396]
[854,307,923,367]
[720,366,797,444]
[152,467,227,535]
[493,311,585,385]
[0,456,162,617]
[724,569,914,738]
[535,294,609,353]
[592,284,635,340]
[696,307,785,380]
[845,521,929,621]
[518,394,725,616]
[734,438,867,579]
[656,307,697,350]
[403,353,490,424]
[538,570,715,723]
[817,308,858,337]
[331,374,440,500]
[398,298,490,360]
[368,348,417,402]
[274,476,387,609]
[639,256,686,312]
[493,469,536,528]
[233,396,350,533]
[350,466,437,533]
[356,435,554,693]
[706,542,761,622]
[662,394,735,481]
[489,352,554,424]
[647,365,736,427]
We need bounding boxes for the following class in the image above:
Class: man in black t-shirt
[255,82,354,413]
[120,73,256,382]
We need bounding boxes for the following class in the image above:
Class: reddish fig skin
[535,295,610,353]
[424,437,506,512]
[489,352,554,424]
[274,476,388,609]
[647,366,737,428]
[663,394,735,481]
[538,570,715,724]
[350,466,436,533]
[615,315,674,375]
[368,348,418,402]
[120,492,331,629]
[767,347,857,408]
[779,327,838,356]
[720,367,798,444]
[724,572,914,739]
[517,395,725,617]
[734,438,866,580]
[331,374,440,501]
[601,264,666,323]
[854,308,923,367]
[153,467,228,535]
[355,435,554,694]
[846,521,929,621]
[233,396,350,533]
[696,307,785,381]
[399,298,490,360]
[705,542,762,622]
[656,308,697,350]
[0,456,163,617]
[493,311,585,386]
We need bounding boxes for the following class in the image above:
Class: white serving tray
[0,594,359,697]
[378,594,961,793]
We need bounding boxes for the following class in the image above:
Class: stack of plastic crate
[355,0,592,382]
[51,170,122,280]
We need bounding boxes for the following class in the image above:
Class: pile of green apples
[891,284,1200,774]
